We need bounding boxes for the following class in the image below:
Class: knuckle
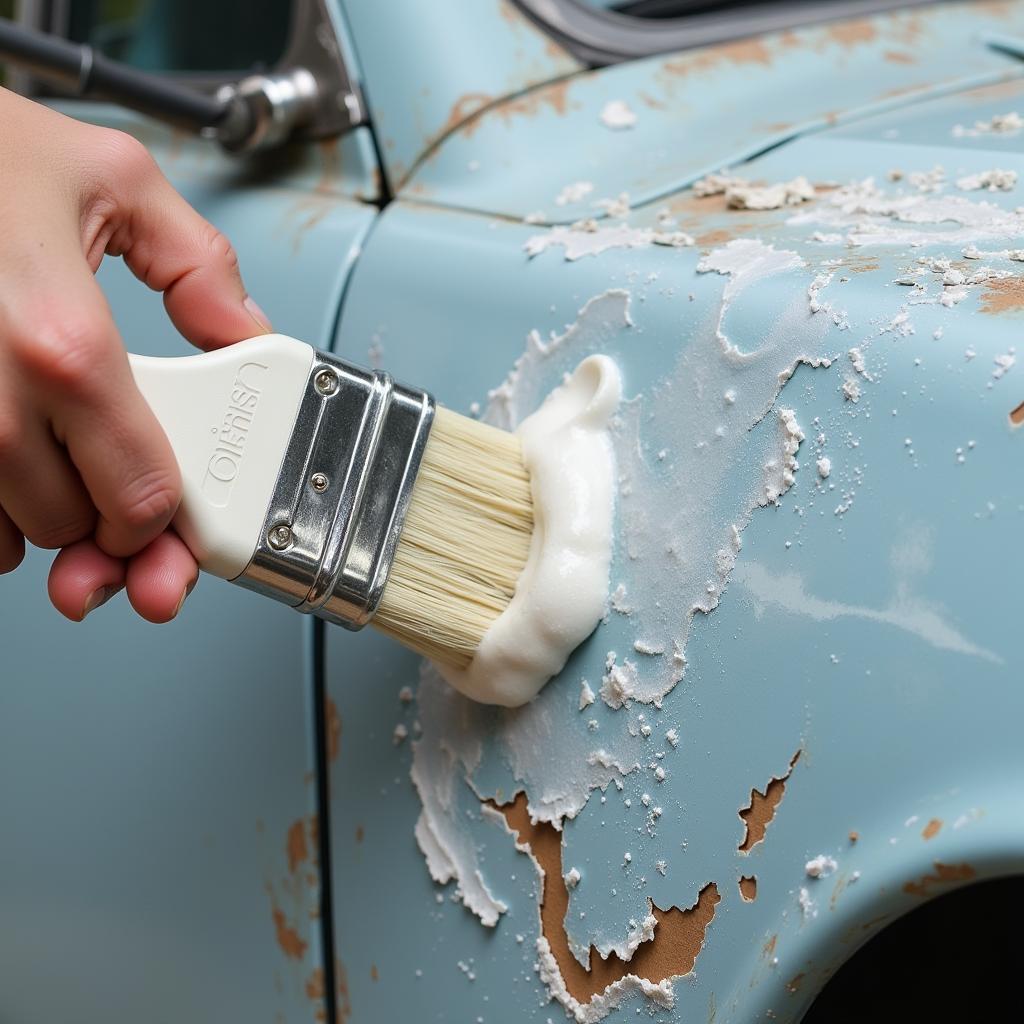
[117,468,179,534]
[94,128,157,185]
[202,224,240,273]
[14,316,110,391]
[25,513,95,551]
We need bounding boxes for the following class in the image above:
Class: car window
[65,0,292,73]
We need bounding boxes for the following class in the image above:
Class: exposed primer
[692,172,816,210]
[525,222,694,261]
[599,99,637,130]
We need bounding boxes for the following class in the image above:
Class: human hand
[0,87,272,622]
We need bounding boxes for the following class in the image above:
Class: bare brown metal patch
[1010,399,1024,426]
[325,696,341,763]
[267,887,308,960]
[884,49,916,64]
[739,876,758,902]
[979,276,1024,314]
[738,751,801,853]
[287,819,310,873]
[828,20,877,47]
[921,818,942,841]
[903,861,976,897]
[499,793,719,1004]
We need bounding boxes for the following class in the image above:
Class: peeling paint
[903,861,976,896]
[739,752,801,852]
[499,793,719,1020]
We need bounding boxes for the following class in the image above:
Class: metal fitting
[215,67,320,153]
[235,350,435,630]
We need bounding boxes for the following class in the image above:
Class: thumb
[108,148,272,349]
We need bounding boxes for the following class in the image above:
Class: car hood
[401,0,1024,223]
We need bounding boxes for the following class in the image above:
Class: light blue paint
[2,2,1023,1021]
[402,3,1024,221]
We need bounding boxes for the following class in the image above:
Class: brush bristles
[373,407,535,669]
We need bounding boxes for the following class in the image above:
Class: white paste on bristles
[434,356,622,707]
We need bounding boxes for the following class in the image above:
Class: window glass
[66,0,292,73]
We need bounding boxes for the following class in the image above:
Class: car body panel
[401,1,1024,221]
[324,50,1023,1018]
[336,0,582,190]
[0,1,1022,1022]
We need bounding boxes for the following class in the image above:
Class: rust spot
[355,824,365,844]
[762,934,777,959]
[739,876,758,902]
[287,819,309,873]
[884,49,916,64]
[696,228,735,248]
[786,972,805,994]
[638,90,667,110]
[827,20,877,47]
[979,276,1024,314]
[662,38,773,78]
[306,967,325,999]
[921,818,942,841]
[903,862,976,897]
[370,964,379,982]
[1010,399,1024,426]
[439,91,493,140]
[325,696,341,763]
[270,899,308,960]
[738,751,801,853]
[336,958,352,1023]
[499,793,719,1004]
[848,831,860,843]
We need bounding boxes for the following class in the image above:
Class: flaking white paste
[435,355,622,707]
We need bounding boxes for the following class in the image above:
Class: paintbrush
[129,332,529,655]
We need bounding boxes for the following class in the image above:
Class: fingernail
[81,585,116,620]
[244,295,273,334]
[172,579,197,620]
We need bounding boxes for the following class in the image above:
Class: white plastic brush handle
[128,334,315,580]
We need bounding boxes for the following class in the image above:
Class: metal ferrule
[235,350,435,630]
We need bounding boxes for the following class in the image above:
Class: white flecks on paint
[579,679,596,710]
[564,866,582,889]
[525,222,694,261]
[842,378,861,403]
[955,168,1018,192]
[692,172,816,209]
[953,111,1023,137]
[817,456,832,479]
[993,352,1016,379]
[805,854,838,878]
[555,181,595,206]
[599,99,638,130]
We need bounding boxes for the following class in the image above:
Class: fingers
[0,506,25,573]
[47,539,125,620]
[125,531,198,623]
[12,268,183,559]
[0,409,96,550]
[88,132,272,349]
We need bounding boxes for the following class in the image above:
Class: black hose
[0,17,228,132]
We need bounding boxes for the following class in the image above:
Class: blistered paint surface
[327,36,1024,1019]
